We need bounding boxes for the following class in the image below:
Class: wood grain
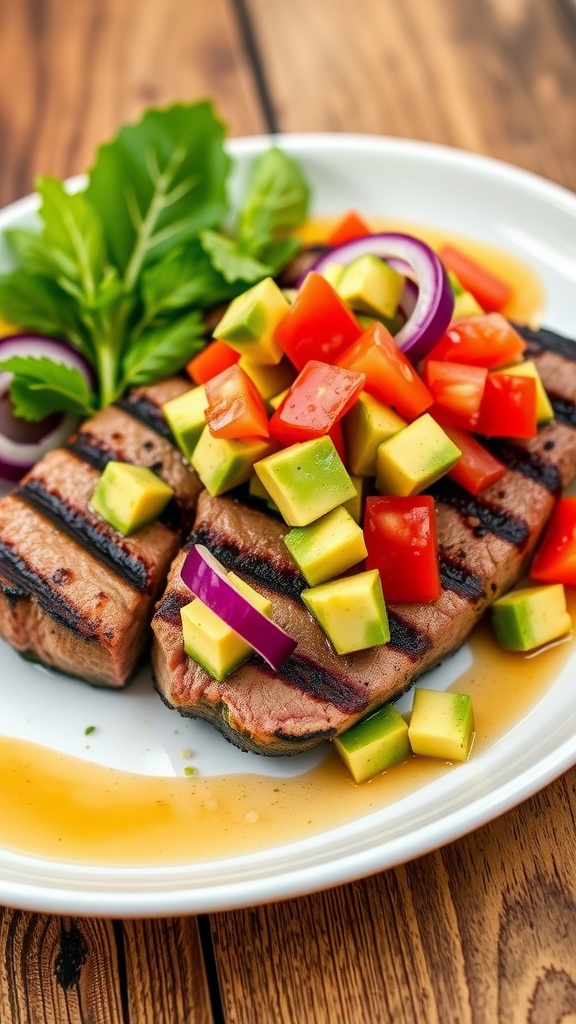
[0,912,124,1024]
[0,0,265,207]
[245,0,576,189]
[211,766,576,1023]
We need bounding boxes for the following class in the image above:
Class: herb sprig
[0,102,309,420]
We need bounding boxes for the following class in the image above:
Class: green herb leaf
[139,243,234,321]
[85,102,230,287]
[0,270,92,357]
[0,355,96,421]
[35,176,108,301]
[238,147,310,253]
[120,311,205,389]
[199,230,272,285]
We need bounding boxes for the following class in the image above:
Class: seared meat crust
[152,328,576,755]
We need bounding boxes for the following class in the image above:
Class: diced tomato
[326,210,372,247]
[423,360,487,430]
[475,371,537,438]
[268,360,366,447]
[530,497,576,586]
[364,495,441,603]
[186,340,240,384]
[337,322,433,422]
[275,272,363,371]
[204,364,270,439]
[436,422,506,495]
[424,314,526,370]
[439,244,512,313]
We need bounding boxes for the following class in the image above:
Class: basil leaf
[85,102,230,286]
[199,230,272,285]
[238,147,310,253]
[120,311,205,389]
[0,355,96,421]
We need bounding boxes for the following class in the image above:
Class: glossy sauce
[0,227,563,866]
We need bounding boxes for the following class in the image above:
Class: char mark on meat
[431,479,530,546]
[115,395,175,441]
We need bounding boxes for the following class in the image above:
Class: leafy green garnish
[0,102,310,421]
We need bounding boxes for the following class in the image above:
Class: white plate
[1,134,576,917]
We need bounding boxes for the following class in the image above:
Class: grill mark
[274,728,337,744]
[515,322,576,362]
[271,653,370,714]
[155,587,189,626]
[188,528,305,601]
[115,395,174,441]
[0,540,99,639]
[432,479,530,546]
[439,555,486,602]
[549,395,576,428]
[387,613,433,659]
[483,440,562,493]
[19,480,151,593]
[66,434,186,533]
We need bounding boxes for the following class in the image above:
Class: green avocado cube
[284,505,367,586]
[213,277,290,365]
[320,261,345,289]
[302,569,390,654]
[90,461,174,536]
[180,573,272,681]
[343,392,407,476]
[376,413,461,496]
[337,254,404,319]
[162,385,207,461]
[408,688,474,762]
[254,436,356,527]
[342,474,368,524]
[448,271,484,318]
[335,704,411,783]
[192,427,273,497]
[490,583,572,652]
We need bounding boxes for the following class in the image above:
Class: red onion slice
[307,232,455,363]
[181,544,297,672]
[0,333,95,481]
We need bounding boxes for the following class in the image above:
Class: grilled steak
[0,377,202,687]
[152,326,576,755]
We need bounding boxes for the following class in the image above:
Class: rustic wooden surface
[1,0,576,1021]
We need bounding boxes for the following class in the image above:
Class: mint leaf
[0,355,96,421]
[238,147,310,253]
[199,230,272,285]
[85,102,230,287]
[120,311,204,389]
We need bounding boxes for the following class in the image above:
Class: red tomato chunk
[364,495,441,603]
[425,313,525,370]
[204,364,270,439]
[530,496,576,587]
[269,360,366,446]
[337,322,433,422]
[275,272,363,370]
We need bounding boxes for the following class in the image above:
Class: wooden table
[1,1,576,1020]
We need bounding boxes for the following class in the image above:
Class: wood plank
[211,766,576,1023]
[0,0,266,207]
[245,0,576,189]
[122,918,214,1024]
[0,911,124,1024]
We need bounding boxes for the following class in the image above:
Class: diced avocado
[408,688,474,762]
[376,413,461,496]
[502,360,554,424]
[337,254,404,319]
[284,505,367,585]
[238,355,296,406]
[335,704,411,783]
[342,474,367,523]
[490,583,572,652]
[255,436,356,527]
[343,392,407,476]
[90,461,174,536]
[213,277,290,365]
[302,569,390,654]
[180,574,272,682]
[191,427,273,497]
[248,472,279,512]
[320,261,345,289]
[269,386,291,411]
[448,271,484,317]
[162,385,207,461]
